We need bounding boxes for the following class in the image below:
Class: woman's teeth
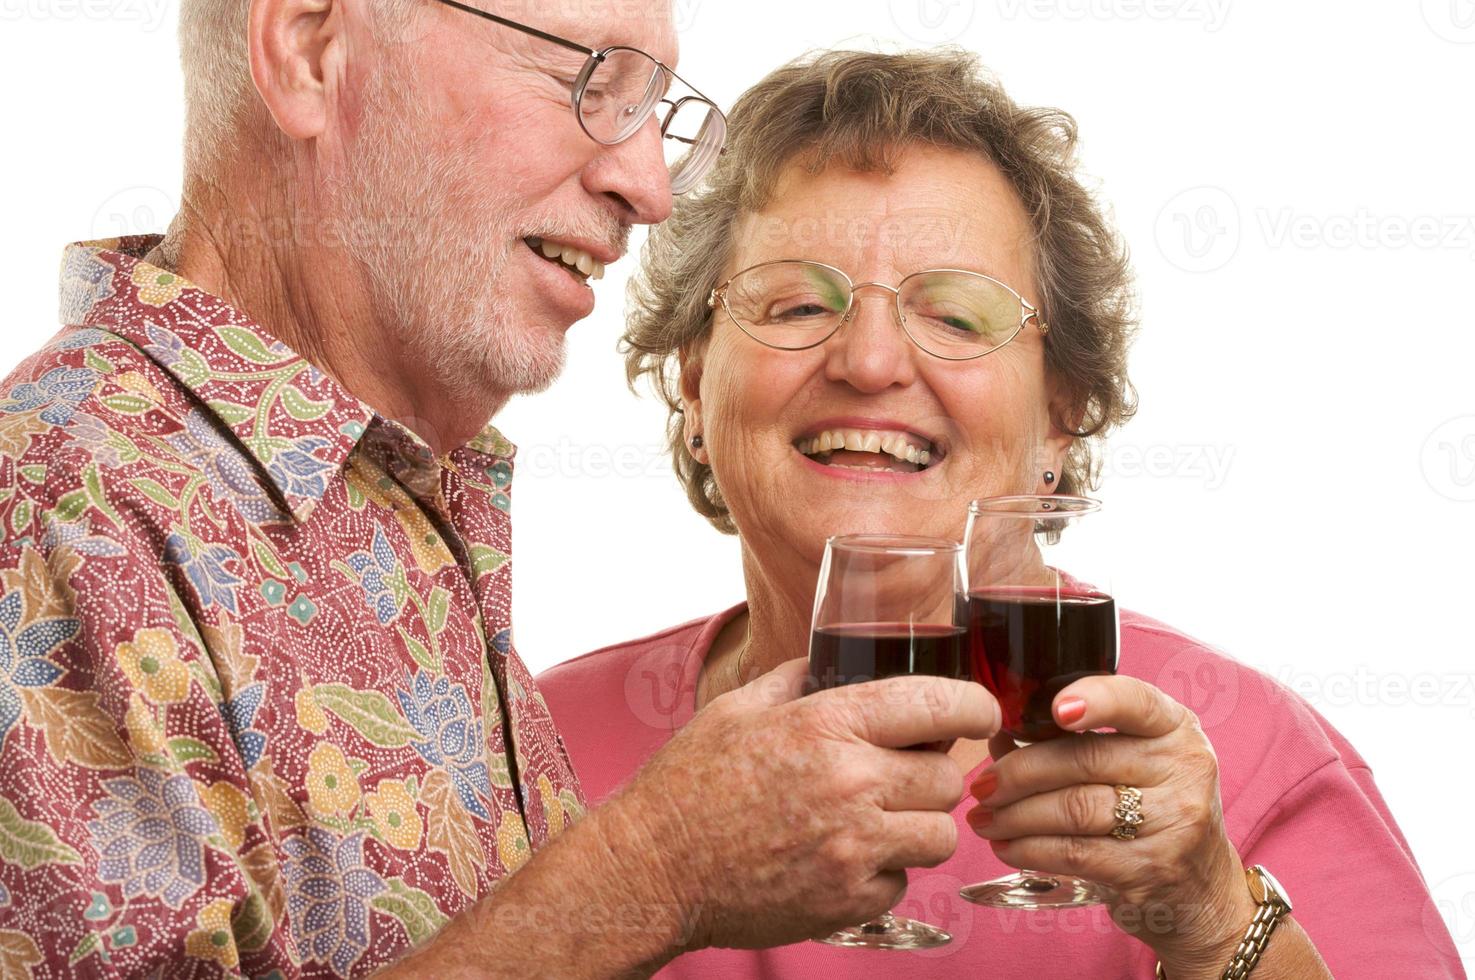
[526,237,606,281]
[798,428,932,468]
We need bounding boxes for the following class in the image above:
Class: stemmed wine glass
[808,534,969,949]
[959,496,1119,909]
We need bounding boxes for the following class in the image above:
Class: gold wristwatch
[1155,865,1294,979]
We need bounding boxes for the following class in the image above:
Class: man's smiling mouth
[795,426,940,473]
[525,236,606,284]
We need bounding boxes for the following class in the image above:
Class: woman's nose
[822,292,920,393]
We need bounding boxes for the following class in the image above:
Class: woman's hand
[965,675,1258,970]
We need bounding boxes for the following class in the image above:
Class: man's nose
[584,114,674,226]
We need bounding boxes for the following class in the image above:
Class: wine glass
[808,534,969,950]
[959,495,1119,909]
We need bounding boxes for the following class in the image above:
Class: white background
[2,0,1472,966]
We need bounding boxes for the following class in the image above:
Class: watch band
[1154,867,1292,980]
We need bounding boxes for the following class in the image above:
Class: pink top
[538,604,1466,978]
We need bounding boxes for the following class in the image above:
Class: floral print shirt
[0,236,584,977]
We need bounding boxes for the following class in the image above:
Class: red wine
[967,587,1117,741]
[809,623,969,691]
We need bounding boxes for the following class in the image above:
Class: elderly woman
[539,50,1462,978]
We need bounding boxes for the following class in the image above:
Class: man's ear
[678,340,708,465]
[248,0,340,142]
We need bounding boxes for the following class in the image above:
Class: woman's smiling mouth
[795,426,941,473]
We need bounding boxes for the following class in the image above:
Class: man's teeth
[527,237,605,281]
[798,428,932,467]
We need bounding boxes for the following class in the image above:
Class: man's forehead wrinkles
[507,0,675,54]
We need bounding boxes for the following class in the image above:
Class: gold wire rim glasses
[706,258,1049,362]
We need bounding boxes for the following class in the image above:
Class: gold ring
[1110,785,1144,841]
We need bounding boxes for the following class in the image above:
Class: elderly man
[0,0,996,976]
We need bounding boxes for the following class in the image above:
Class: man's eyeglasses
[708,259,1050,361]
[433,0,726,195]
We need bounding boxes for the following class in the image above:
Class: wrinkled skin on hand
[612,658,1000,951]
[968,674,1255,965]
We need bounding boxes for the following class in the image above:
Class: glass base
[816,913,952,949]
[959,871,1113,909]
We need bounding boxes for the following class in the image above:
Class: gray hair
[623,48,1139,534]
[178,0,415,172]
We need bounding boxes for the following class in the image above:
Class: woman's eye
[768,301,834,322]
[915,307,984,335]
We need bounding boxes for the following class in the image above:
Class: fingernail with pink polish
[1056,696,1087,726]
[970,768,998,802]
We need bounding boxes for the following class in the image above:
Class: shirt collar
[57,235,516,522]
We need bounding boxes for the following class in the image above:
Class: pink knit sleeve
[1238,758,1466,979]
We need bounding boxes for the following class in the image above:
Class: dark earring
[691,435,704,450]
[1044,470,1056,484]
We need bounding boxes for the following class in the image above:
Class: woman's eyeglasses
[708,259,1049,361]
[433,0,726,195]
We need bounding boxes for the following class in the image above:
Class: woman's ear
[1042,373,1082,489]
[678,342,708,465]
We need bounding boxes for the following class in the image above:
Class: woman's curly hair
[623,48,1138,533]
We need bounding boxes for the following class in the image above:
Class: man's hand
[614,657,1000,951]
[376,659,998,978]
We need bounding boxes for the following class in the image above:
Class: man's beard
[336,63,567,407]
